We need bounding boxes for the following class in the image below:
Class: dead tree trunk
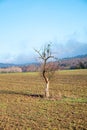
[42,60,50,98]
[45,78,50,98]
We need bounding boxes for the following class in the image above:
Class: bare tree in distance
[34,43,58,98]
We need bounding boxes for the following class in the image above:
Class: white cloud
[55,39,87,58]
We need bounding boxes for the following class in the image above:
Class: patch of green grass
[62,97,87,103]
[0,103,7,108]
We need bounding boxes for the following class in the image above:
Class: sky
[0,0,87,64]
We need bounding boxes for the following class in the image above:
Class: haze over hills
[1,39,87,64]
[0,54,87,72]
[55,40,87,59]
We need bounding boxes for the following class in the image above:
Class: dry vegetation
[0,69,87,130]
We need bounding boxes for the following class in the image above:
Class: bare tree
[34,43,57,98]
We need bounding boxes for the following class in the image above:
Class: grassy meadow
[0,69,87,130]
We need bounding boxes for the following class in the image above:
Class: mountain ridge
[0,54,87,70]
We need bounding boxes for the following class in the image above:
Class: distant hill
[0,63,16,68]
[0,62,39,68]
[74,54,87,58]
[59,54,87,69]
[0,54,87,72]
[61,54,87,60]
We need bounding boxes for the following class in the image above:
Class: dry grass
[0,69,87,130]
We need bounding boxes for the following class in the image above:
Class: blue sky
[0,0,87,63]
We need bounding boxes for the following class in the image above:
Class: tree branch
[45,55,54,61]
[34,49,44,60]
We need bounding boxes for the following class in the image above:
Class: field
[0,69,87,130]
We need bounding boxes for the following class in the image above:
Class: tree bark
[45,78,50,98]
